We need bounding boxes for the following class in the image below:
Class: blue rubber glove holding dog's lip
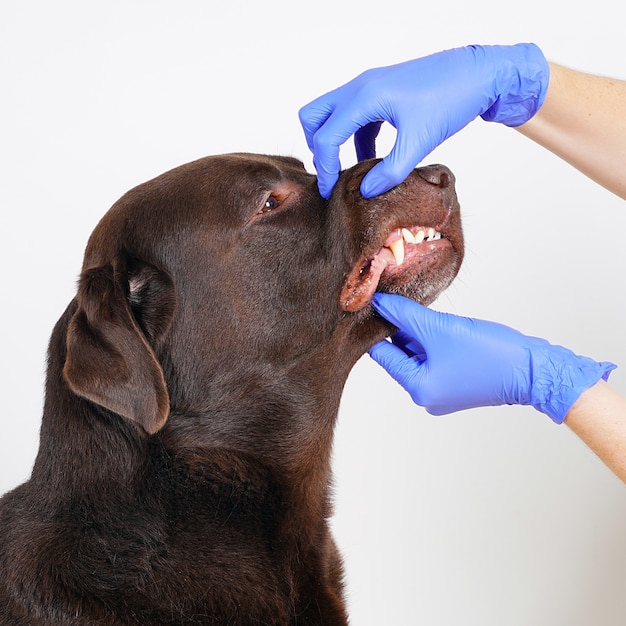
[369,293,616,423]
[299,43,549,199]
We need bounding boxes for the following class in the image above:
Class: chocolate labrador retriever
[0,153,463,625]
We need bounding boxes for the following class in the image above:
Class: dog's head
[61,154,463,435]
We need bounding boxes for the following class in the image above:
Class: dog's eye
[247,187,296,225]
[261,195,280,214]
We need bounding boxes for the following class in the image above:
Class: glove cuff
[529,346,616,424]
[479,42,550,127]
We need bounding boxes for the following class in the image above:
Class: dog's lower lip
[340,235,452,312]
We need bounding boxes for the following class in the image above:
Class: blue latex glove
[369,293,616,423]
[299,43,549,199]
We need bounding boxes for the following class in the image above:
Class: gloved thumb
[371,293,435,342]
[368,339,425,394]
[360,127,432,197]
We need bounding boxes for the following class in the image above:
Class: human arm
[566,381,626,482]
[517,62,626,200]
[368,293,624,481]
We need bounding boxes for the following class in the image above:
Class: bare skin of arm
[518,62,626,483]
[517,62,626,201]
[565,382,626,484]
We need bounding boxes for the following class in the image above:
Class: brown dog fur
[0,154,463,625]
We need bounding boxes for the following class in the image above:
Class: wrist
[479,42,550,127]
[527,342,616,424]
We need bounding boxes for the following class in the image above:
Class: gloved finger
[371,293,435,343]
[298,99,334,153]
[360,124,442,197]
[391,330,427,361]
[310,111,379,198]
[312,154,340,200]
[354,121,383,161]
[359,141,420,198]
[368,339,425,393]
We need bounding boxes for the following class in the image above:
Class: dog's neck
[159,343,352,503]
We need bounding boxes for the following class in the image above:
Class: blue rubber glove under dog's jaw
[368,293,616,423]
[299,43,549,199]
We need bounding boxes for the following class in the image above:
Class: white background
[1,1,625,624]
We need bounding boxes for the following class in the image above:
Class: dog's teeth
[394,227,441,251]
[389,238,405,266]
[402,228,416,244]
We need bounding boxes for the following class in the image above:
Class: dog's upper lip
[381,226,443,265]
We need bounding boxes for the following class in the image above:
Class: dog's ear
[63,261,175,434]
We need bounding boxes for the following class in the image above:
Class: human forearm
[517,63,626,200]
[565,381,626,483]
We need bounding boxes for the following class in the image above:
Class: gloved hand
[368,293,616,423]
[299,43,549,199]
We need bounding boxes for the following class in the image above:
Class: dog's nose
[416,164,453,189]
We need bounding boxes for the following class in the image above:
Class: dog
[0,153,463,625]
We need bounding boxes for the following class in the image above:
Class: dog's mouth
[340,224,453,312]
